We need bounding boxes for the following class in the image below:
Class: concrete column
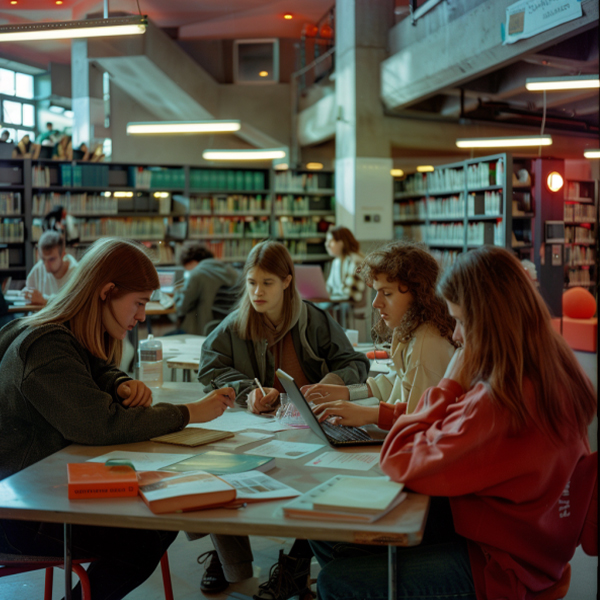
[334,0,394,242]
[71,40,106,149]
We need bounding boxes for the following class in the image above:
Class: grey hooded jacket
[176,258,240,335]
[0,320,188,481]
[198,300,370,406]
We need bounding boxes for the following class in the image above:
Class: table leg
[388,545,397,600]
[64,522,72,600]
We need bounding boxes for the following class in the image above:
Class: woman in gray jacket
[196,241,370,598]
[0,238,234,600]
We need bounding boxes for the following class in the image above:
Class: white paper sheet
[304,452,379,471]
[87,451,195,472]
[244,440,324,459]
[220,470,301,501]
[188,410,288,433]
[210,432,273,450]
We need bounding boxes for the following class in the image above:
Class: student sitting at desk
[23,230,78,306]
[175,243,240,335]
[0,238,234,600]
[324,226,364,302]
[308,241,456,426]
[196,240,370,597]
[312,246,597,600]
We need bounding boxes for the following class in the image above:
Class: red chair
[0,551,174,600]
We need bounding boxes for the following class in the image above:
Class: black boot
[253,549,313,600]
[198,550,229,594]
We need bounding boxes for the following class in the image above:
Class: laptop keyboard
[322,420,372,442]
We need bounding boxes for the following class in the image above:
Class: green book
[160,450,275,475]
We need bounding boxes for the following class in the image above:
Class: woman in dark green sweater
[0,237,234,600]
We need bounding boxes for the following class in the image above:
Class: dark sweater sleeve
[21,332,187,445]
[87,356,131,404]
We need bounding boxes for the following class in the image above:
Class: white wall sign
[503,0,583,45]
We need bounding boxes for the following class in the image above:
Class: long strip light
[0,16,147,42]
[203,149,286,161]
[127,120,241,135]
[456,135,553,149]
[584,149,600,159]
[525,75,599,91]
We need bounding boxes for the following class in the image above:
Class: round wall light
[546,172,564,192]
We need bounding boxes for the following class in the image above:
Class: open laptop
[277,369,385,447]
[294,265,330,301]
[156,268,184,294]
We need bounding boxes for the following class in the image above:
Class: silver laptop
[294,265,330,301]
[277,369,385,447]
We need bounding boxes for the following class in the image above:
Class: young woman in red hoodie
[312,246,596,600]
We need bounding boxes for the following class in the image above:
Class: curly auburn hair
[358,240,455,345]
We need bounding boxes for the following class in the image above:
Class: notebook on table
[294,265,330,301]
[276,369,385,447]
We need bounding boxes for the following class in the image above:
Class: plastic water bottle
[139,335,163,388]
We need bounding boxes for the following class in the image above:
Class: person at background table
[196,240,370,598]
[309,241,456,427]
[0,237,234,600]
[324,226,365,302]
[175,243,240,335]
[23,230,78,306]
[312,246,597,600]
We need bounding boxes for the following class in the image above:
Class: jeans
[310,497,476,600]
[0,518,177,600]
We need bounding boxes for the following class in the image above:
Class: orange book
[67,463,138,500]
[137,470,236,514]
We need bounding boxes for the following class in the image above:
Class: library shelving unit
[273,169,336,263]
[563,179,598,293]
[0,160,337,278]
[394,153,523,268]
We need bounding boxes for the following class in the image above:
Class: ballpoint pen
[254,377,272,410]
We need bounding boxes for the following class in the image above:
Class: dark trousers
[0,518,177,600]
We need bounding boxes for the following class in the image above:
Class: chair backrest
[579,451,598,556]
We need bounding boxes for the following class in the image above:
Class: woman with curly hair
[305,240,457,426]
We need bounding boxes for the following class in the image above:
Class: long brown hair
[439,246,596,440]
[328,226,361,256]
[26,238,159,366]
[233,241,298,341]
[358,240,455,344]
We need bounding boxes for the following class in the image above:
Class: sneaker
[198,550,229,594]
[253,549,313,600]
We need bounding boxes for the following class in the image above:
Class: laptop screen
[158,271,176,293]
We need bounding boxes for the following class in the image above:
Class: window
[0,67,36,143]
[234,39,279,84]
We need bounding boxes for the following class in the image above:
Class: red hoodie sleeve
[380,378,522,497]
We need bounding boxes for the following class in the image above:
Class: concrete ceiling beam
[381,0,599,110]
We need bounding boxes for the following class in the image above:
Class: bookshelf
[564,179,597,293]
[393,153,519,266]
[0,160,337,279]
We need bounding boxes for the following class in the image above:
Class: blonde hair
[233,241,298,341]
[439,246,596,440]
[26,238,159,365]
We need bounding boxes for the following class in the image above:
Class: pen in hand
[211,379,231,402]
[254,377,272,409]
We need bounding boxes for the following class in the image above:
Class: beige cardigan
[358,323,455,414]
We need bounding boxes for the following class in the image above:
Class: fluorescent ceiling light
[525,75,599,91]
[390,168,404,177]
[274,163,289,170]
[127,120,241,135]
[0,16,147,42]
[306,162,323,170]
[456,135,553,148]
[203,149,286,161]
[584,149,600,159]
[114,191,133,198]
[417,165,434,172]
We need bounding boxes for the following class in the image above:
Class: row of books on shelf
[427,167,464,193]
[131,167,185,190]
[567,268,593,287]
[190,195,271,215]
[275,195,333,214]
[0,248,11,269]
[188,216,270,238]
[34,193,119,215]
[395,222,504,246]
[32,164,111,188]
[565,225,595,244]
[564,203,596,222]
[394,200,426,220]
[276,218,324,238]
[466,160,504,189]
[200,238,259,260]
[0,219,24,242]
[62,241,175,265]
[274,171,332,193]
[565,181,595,201]
[430,249,461,270]
[190,169,267,192]
[565,245,596,267]
[0,192,22,215]
[395,193,504,220]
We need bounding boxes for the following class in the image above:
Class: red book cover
[67,463,139,500]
